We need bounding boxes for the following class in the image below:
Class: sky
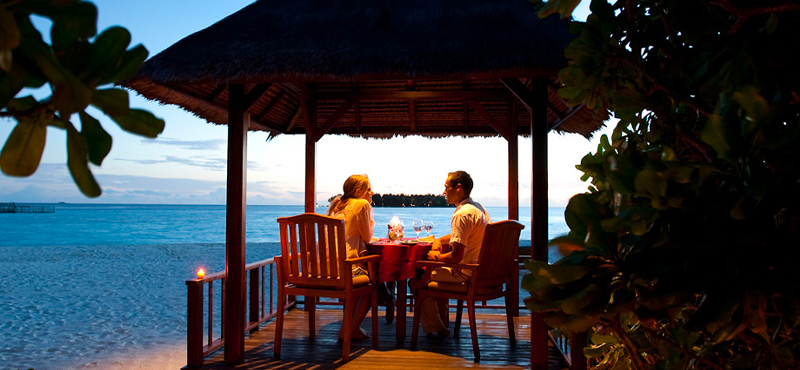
[0,0,611,207]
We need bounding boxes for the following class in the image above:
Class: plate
[400,240,419,245]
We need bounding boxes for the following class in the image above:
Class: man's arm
[428,236,465,263]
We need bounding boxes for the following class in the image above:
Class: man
[418,170,490,337]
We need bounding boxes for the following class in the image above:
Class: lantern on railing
[197,268,205,280]
[387,216,404,240]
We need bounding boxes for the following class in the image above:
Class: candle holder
[387,216,404,240]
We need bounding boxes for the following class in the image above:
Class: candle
[197,268,205,280]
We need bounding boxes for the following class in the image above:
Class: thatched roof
[123,0,607,139]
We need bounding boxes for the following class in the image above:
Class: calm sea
[0,203,569,248]
[0,203,569,369]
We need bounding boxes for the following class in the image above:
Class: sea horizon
[0,203,569,369]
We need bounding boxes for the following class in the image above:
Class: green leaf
[0,63,30,108]
[544,311,601,332]
[6,95,39,112]
[79,112,111,165]
[583,341,613,358]
[634,169,667,199]
[731,86,770,136]
[0,119,47,177]
[525,259,598,285]
[537,0,581,19]
[101,44,147,85]
[17,37,92,114]
[0,10,21,50]
[89,26,131,79]
[92,88,129,116]
[0,9,20,72]
[700,114,732,163]
[43,1,98,40]
[110,108,164,138]
[561,284,602,315]
[610,88,650,119]
[66,122,101,197]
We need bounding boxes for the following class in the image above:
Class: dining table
[366,238,432,344]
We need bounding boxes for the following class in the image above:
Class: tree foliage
[326,193,449,207]
[372,193,449,207]
[523,0,800,369]
[0,0,164,197]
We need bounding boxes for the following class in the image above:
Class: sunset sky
[0,0,610,207]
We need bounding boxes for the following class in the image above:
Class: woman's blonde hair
[327,174,371,216]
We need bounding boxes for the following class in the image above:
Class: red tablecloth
[366,238,432,283]
[366,238,432,343]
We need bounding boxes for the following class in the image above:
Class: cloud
[140,137,226,150]
[116,155,227,170]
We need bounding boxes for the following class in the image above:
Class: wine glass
[423,221,433,236]
[412,219,423,239]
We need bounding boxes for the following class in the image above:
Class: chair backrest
[277,213,349,289]
[473,220,525,288]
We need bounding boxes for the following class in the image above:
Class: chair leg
[308,296,316,341]
[468,300,480,362]
[454,300,463,337]
[274,290,286,359]
[371,290,379,349]
[342,296,354,362]
[410,292,425,350]
[504,292,516,347]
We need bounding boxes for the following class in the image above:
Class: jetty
[0,202,55,214]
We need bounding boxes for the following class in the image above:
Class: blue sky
[0,0,609,207]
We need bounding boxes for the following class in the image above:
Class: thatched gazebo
[123,0,606,368]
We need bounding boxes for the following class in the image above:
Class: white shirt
[449,197,491,266]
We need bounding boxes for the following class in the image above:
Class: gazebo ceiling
[123,0,608,139]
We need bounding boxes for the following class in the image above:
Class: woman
[326,174,379,339]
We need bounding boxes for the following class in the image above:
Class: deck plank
[191,307,566,370]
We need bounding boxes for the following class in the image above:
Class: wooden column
[224,83,248,364]
[508,99,520,317]
[303,98,316,213]
[530,78,549,370]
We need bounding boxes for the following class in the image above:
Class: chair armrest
[347,255,381,264]
[413,260,447,269]
[345,255,381,285]
[412,260,478,271]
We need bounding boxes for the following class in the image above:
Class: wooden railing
[185,256,586,369]
[185,258,295,367]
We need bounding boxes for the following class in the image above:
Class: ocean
[0,203,569,370]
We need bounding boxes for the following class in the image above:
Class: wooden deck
[190,307,567,370]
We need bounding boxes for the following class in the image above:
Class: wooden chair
[273,213,380,362]
[410,220,525,362]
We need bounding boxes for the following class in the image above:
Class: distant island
[328,193,450,207]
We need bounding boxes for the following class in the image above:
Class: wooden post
[302,97,316,311]
[508,99,520,317]
[186,279,204,367]
[530,78,549,370]
[571,331,588,370]
[303,98,316,213]
[249,268,261,329]
[224,83,248,364]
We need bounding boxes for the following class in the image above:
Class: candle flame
[197,268,205,279]
[389,216,401,226]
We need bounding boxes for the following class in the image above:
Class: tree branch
[610,320,648,370]
[639,325,724,370]
[710,1,800,35]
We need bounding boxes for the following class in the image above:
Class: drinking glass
[423,221,433,236]
[412,219,423,239]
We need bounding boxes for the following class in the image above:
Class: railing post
[249,267,261,328]
[186,279,204,367]
[571,331,588,370]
